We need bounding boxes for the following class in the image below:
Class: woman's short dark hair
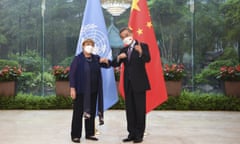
[82,38,95,46]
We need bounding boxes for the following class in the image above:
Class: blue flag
[75,0,118,110]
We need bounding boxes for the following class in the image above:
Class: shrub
[9,50,51,72]
[52,66,70,81]
[0,59,19,69]
[0,65,22,81]
[0,91,240,111]
[0,93,72,109]
[58,56,74,67]
[163,64,185,81]
[195,47,238,84]
[17,72,55,94]
[156,91,240,111]
[216,64,240,81]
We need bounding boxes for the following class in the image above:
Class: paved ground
[0,110,240,144]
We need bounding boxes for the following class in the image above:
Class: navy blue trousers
[71,93,97,139]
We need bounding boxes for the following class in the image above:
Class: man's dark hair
[119,27,132,34]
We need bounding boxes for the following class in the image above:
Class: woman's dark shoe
[86,136,98,141]
[72,138,80,143]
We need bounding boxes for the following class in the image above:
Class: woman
[69,38,109,143]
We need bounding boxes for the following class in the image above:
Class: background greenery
[1,91,240,111]
[0,0,239,64]
[0,0,239,95]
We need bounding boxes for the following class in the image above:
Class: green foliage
[17,72,36,92]
[148,0,189,63]
[52,66,70,81]
[17,72,54,94]
[0,0,239,95]
[58,56,74,67]
[6,50,53,93]
[0,34,7,44]
[111,95,125,109]
[0,91,240,110]
[0,65,22,81]
[156,90,240,111]
[216,47,238,61]
[163,64,185,81]
[195,47,238,83]
[221,0,240,41]
[195,59,236,83]
[35,72,55,88]
[9,50,50,72]
[0,0,84,63]
[0,59,19,69]
[114,68,120,81]
[0,93,72,109]
[111,91,240,111]
[216,65,240,81]
[0,0,238,65]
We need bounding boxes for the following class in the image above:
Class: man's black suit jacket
[112,40,151,92]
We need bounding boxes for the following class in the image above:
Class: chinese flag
[119,0,168,113]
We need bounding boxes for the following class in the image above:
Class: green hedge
[0,93,72,109]
[156,91,240,111]
[0,91,240,110]
[112,91,240,111]
[0,59,19,69]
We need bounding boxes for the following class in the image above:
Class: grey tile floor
[0,110,240,144]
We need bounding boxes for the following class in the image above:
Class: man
[111,27,151,143]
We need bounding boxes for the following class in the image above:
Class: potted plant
[0,65,22,96]
[163,64,185,96]
[216,64,240,97]
[52,66,70,97]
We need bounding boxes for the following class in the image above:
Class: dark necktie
[127,46,133,61]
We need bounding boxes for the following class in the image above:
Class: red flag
[119,0,168,113]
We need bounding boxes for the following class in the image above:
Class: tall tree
[221,0,240,62]
[221,0,240,42]
[0,0,85,65]
[148,0,189,63]
[194,0,225,67]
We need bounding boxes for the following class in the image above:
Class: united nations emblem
[79,24,111,57]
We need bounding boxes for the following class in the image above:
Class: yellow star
[137,28,143,35]
[131,0,140,11]
[146,21,152,28]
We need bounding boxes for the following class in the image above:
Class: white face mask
[91,46,98,55]
[123,36,133,46]
[84,45,93,54]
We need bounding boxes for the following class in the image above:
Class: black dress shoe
[71,138,80,143]
[122,137,134,142]
[86,136,98,141]
[134,138,143,143]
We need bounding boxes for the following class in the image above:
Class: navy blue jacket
[69,53,108,125]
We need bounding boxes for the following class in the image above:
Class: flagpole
[190,0,195,91]
[41,0,46,96]
[76,0,119,111]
